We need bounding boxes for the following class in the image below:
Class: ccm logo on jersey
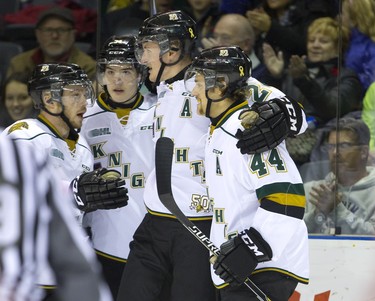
[279,97,297,132]
[240,233,265,257]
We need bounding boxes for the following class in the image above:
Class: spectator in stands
[264,17,363,124]
[304,117,375,235]
[101,0,175,43]
[263,17,363,165]
[181,0,220,53]
[0,72,37,129]
[6,6,96,81]
[245,0,335,62]
[342,0,375,91]
[200,13,281,88]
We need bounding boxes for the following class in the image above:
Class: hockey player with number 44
[184,46,309,300]
[117,10,308,301]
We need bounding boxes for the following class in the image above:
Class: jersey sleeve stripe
[260,198,305,219]
[256,182,305,199]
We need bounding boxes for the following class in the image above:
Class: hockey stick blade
[155,137,271,301]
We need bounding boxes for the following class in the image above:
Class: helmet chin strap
[204,90,228,118]
[60,112,79,140]
[153,62,166,88]
[41,103,79,140]
[154,50,184,87]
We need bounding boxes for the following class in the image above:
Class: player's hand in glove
[71,168,128,212]
[235,97,304,154]
[213,227,272,286]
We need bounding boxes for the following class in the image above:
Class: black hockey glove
[235,97,304,154]
[213,227,272,286]
[71,168,128,213]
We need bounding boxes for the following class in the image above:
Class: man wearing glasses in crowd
[6,6,96,81]
[303,117,375,235]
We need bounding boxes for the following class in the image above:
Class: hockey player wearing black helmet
[116,10,307,301]
[1,63,129,299]
[28,62,95,139]
[135,10,197,87]
[116,10,217,301]
[185,46,309,300]
[80,35,156,299]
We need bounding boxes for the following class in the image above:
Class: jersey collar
[209,101,249,134]
[97,92,144,125]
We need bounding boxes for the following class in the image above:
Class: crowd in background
[1,0,375,244]
[1,1,375,301]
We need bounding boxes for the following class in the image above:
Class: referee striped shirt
[0,136,112,301]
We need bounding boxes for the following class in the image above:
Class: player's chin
[72,115,84,128]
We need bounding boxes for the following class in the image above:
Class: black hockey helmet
[28,63,94,109]
[97,35,146,88]
[185,46,252,95]
[136,10,197,58]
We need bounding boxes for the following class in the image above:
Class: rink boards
[290,235,375,301]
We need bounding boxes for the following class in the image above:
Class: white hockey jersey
[205,101,309,288]
[246,77,308,133]
[0,114,94,288]
[143,79,213,219]
[80,92,156,260]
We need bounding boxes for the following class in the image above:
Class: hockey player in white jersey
[117,10,307,301]
[80,35,156,298]
[184,46,309,300]
[0,63,128,300]
[0,135,112,301]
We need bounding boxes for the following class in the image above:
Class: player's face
[61,84,91,128]
[190,73,208,116]
[104,64,139,103]
[5,80,34,121]
[36,18,75,59]
[307,32,337,63]
[327,130,364,178]
[137,41,162,83]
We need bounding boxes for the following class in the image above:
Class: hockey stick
[155,137,271,301]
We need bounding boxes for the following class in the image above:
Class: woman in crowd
[0,72,37,128]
